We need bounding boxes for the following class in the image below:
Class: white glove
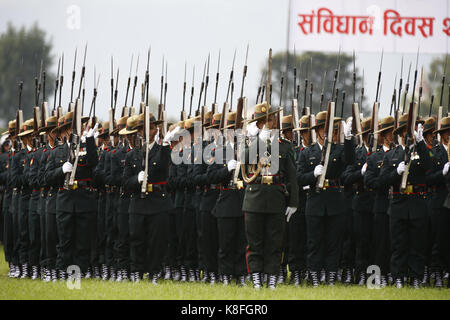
[87,123,99,138]
[344,118,353,140]
[227,159,237,172]
[247,122,259,137]
[62,162,73,174]
[155,128,160,144]
[138,171,145,183]
[396,161,406,175]
[285,207,297,222]
[414,123,424,143]
[81,135,86,143]
[314,164,324,178]
[259,128,271,141]
[443,162,450,176]
[361,162,368,176]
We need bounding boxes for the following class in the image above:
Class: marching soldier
[241,102,298,289]
[1,121,16,277]
[123,112,173,283]
[364,115,395,287]
[297,110,353,287]
[291,115,311,285]
[44,111,99,279]
[378,115,431,288]
[193,112,221,284]
[426,116,450,288]
[342,117,376,285]
[14,119,36,278]
[207,111,247,286]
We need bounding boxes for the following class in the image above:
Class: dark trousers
[56,211,93,272]
[390,215,427,279]
[11,193,20,265]
[174,207,185,267]
[353,210,373,273]
[245,212,284,275]
[3,195,13,262]
[97,192,106,265]
[181,207,198,269]
[200,210,218,273]
[373,212,390,275]
[129,212,169,273]
[45,213,59,269]
[28,209,41,266]
[0,193,3,244]
[105,192,118,267]
[116,212,130,270]
[288,210,307,272]
[306,213,345,273]
[18,196,30,265]
[89,202,98,267]
[39,197,47,267]
[340,211,355,269]
[165,208,179,268]
[430,207,450,272]
[217,216,246,276]
[195,206,204,271]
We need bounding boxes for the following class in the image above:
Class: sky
[0,0,442,123]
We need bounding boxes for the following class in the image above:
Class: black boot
[328,271,337,286]
[251,272,262,289]
[309,271,319,288]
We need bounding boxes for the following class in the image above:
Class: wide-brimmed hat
[111,116,128,135]
[184,116,201,131]
[393,114,408,135]
[311,111,341,129]
[434,116,450,134]
[223,112,244,129]
[119,115,140,135]
[38,115,58,133]
[422,117,436,134]
[293,115,311,132]
[355,117,372,135]
[1,120,16,136]
[17,119,35,137]
[281,115,293,131]
[203,111,213,127]
[205,113,222,129]
[247,101,281,123]
[374,116,395,134]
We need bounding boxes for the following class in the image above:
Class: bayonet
[53,57,61,111]
[131,54,139,107]
[181,61,187,120]
[403,62,412,113]
[189,65,195,118]
[70,47,77,104]
[204,53,210,107]
[440,55,447,110]
[375,48,383,103]
[418,66,423,117]
[124,54,133,107]
[398,56,403,113]
[331,47,341,102]
[58,53,64,111]
[77,43,87,100]
[411,47,420,105]
[319,71,327,111]
[430,72,437,117]
[225,49,236,103]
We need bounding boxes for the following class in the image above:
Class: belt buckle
[147,183,153,192]
[261,175,273,185]
[324,179,329,188]
[71,180,78,190]
[236,180,244,190]
[405,184,413,195]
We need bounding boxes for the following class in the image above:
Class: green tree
[258,51,368,119]
[426,55,449,117]
[0,22,54,125]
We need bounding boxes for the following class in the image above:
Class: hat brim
[247,108,282,124]
[204,123,220,129]
[355,128,372,136]
[17,129,34,137]
[374,125,395,134]
[433,126,450,134]
[119,128,138,135]
[393,124,407,135]
[38,125,57,133]
[311,118,341,130]
[293,127,309,132]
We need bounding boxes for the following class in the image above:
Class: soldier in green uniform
[297,110,353,287]
[342,117,376,285]
[192,112,221,284]
[378,114,431,288]
[207,111,247,286]
[44,111,99,279]
[364,115,396,287]
[241,101,298,289]
[14,119,36,278]
[123,112,173,283]
[291,115,312,285]
[1,120,17,277]
[426,116,450,288]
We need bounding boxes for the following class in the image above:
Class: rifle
[181,61,187,121]
[291,47,300,146]
[158,56,165,119]
[437,56,447,138]
[57,53,64,117]
[64,44,86,190]
[88,70,100,128]
[124,54,133,109]
[303,58,310,112]
[316,101,335,191]
[204,53,210,107]
[256,71,265,105]
[15,81,24,150]
[130,54,139,115]
[319,71,327,111]
[188,65,195,118]
[233,44,249,187]
[403,62,412,113]
[161,61,168,136]
[440,55,447,113]
[276,73,284,129]
[266,48,272,122]
[219,50,236,130]
[397,56,403,115]
[331,48,341,103]
[360,68,364,115]
[400,101,418,192]
[141,105,151,197]
[390,74,397,116]
[196,60,206,117]
[145,47,151,110]
[368,51,383,153]
[69,48,77,112]
[418,67,424,117]
[212,51,220,115]
[40,69,49,146]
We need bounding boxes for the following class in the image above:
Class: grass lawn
[0,246,449,300]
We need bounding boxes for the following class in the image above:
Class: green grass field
[0,247,449,300]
